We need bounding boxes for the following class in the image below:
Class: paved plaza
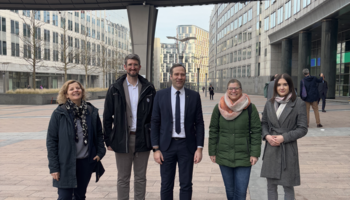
[0,92,350,200]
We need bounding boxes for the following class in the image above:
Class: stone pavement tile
[3,198,43,200]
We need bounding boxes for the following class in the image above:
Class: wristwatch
[152,148,160,152]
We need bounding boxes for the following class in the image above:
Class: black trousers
[160,138,194,200]
[57,157,93,200]
[210,93,214,100]
[318,94,326,111]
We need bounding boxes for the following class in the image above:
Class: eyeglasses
[227,87,241,91]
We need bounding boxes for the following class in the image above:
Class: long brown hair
[270,73,296,103]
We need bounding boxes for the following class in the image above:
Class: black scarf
[65,99,88,145]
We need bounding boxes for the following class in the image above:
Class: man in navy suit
[151,63,205,200]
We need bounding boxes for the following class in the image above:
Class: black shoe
[322,110,326,112]
[317,124,323,128]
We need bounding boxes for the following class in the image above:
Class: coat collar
[278,99,297,125]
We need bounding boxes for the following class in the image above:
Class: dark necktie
[175,91,181,134]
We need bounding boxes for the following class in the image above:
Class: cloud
[155,5,214,43]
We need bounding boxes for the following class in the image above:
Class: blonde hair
[57,80,86,104]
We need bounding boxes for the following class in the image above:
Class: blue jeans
[219,165,252,200]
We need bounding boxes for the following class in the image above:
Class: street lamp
[1,62,11,93]
[166,36,197,64]
[191,56,208,93]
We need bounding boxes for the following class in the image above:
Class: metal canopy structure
[0,0,258,10]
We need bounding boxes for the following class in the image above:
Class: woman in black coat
[47,80,106,200]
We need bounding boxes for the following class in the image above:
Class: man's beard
[127,72,138,77]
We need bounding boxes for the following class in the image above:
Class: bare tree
[98,40,108,88]
[18,10,46,90]
[53,12,77,82]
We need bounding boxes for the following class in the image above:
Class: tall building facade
[210,0,350,98]
[159,43,177,89]
[176,25,209,90]
[0,9,131,92]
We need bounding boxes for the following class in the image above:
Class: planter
[0,91,107,105]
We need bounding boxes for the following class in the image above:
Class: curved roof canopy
[0,0,257,10]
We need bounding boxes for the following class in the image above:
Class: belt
[130,131,136,135]
[172,137,185,140]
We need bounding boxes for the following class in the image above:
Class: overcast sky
[106,5,214,43]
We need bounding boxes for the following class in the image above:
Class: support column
[281,39,292,76]
[298,31,311,95]
[127,5,158,80]
[321,19,337,99]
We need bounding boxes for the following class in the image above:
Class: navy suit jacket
[151,87,205,154]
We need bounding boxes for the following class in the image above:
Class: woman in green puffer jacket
[208,79,262,200]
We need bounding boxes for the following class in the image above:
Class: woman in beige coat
[260,73,308,200]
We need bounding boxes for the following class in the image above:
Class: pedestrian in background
[47,80,106,200]
[318,73,328,112]
[261,74,308,200]
[209,79,261,200]
[267,74,278,100]
[209,84,214,100]
[103,54,156,200]
[202,86,205,93]
[300,68,324,127]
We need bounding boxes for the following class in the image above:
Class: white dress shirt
[171,86,186,138]
[126,78,139,132]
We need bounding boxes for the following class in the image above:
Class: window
[0,40,6,55]
[97,19,100,27]
[44,29,50,42]
[81,25,85,35]
[87,15,90,22]
[10,10,18,13]
[97,31,100,40]
[232,68,236,78]
[92,29,95,38]
[247,28,252,40]
[257,2,260,15]
[87,27,91,37]
[75,38,79,49]
[242,66,246,77]
[303,0,311,8]
[237,67,241,78]
[92,18,95,25]
[277,7,284,25]
[61,17,66,28]
[35,47,41,59]
[52,13,58,26]
[265,1,270,9]
[242,48,246,60]
[238,16,242,27]
[81,11,85,20]
[44,49,50,60]
[68,36,73,47]
[247,47,251,59]
[264,17,269,31]
[270,12,276,28]
[238,33,242,44]
[34,11,41,20]
[35,27,41,39]
[247,65,251,77]
[68,20,73,31]
[75,53,79,64]
[293,0,301,14]
[23,24,30,37]
[265,48,267,57]
[243,12,247,25]
[75,23,79,33]
[285,1,292,19]
[238,50,241,61]
[53,50,59,61]
[44,11,50,23]
[11,42,19,57]
[24,45,31,58]
[11,20,19,35]
[243,31,247,42]
[23,10,30,17]
[53,32,58,44]
[256,42,261,56]
[75,12,79,17]
[1,17,6,32]
[248,9,253,21]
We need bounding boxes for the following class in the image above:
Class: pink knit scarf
[218,93,251,120]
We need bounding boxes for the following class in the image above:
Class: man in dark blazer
[318,73,328,112]
[151,63,205,200]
